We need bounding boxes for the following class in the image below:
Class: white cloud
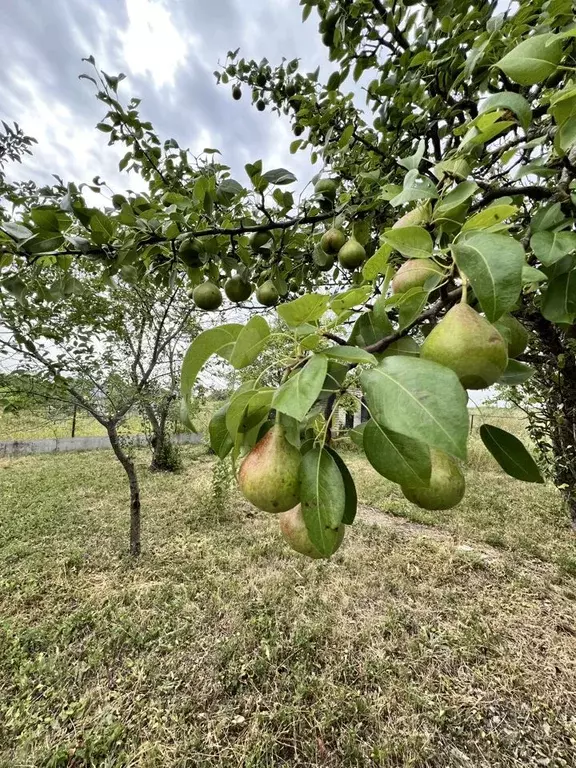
[121,0,189,89]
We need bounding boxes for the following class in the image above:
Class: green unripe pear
[256,280,279,307]
[179,237,203,268]
[338,238,366,270]
[314,178,338,200]
[192,281,222,311]
[401,449,465,511]
[493,314,529,359]
[421,303,508,389]
[392,259,445,294]
[279,504,345,558]
[232,86,242,101]
[256,72,267,87]
[256,99,266,112]
[293,124,304,136]
[321,228,346,255]
[238,425,301,513]
[224,276,253,303]
[250,231,271,252]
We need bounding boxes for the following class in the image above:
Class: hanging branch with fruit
[2,1,576,555]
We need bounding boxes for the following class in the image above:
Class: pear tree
[2,2,576,555]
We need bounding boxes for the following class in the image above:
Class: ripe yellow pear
[238,425,301,513]
[392,259,445,294]
[493,314,529,358]
[279,504,345,559]
[402,449,465,510]
[421,303,508,389]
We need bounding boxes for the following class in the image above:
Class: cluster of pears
[180,231,286,311]
[394,305,527,511]
[319,227,367,271]
[238,424,345,559]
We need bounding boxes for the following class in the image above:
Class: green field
[1,417,576,766]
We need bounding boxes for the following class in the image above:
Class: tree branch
[365,287,462,354]
[469,185,553,212]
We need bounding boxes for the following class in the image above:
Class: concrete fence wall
[0,432,203,458]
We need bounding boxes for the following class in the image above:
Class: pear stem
[461,276,469,305]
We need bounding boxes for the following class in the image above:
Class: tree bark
[143,396,179,472]
[107,422,141,556]
[521,312,576,529]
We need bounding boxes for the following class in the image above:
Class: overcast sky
[1,0,332,195]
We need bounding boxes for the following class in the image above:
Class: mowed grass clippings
[0,444,575,766]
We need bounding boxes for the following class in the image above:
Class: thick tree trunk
[107,422,141,556]
[522,313,576,529]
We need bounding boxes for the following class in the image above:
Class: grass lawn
[1,430,576,766]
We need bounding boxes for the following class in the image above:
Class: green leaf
[382,226,433,259]
[522,265,547,284]
[30,207,61,233]
[349,422,366,451]
[226,388,274,437]
[360,356,469,460]
[229,316,270,368]
[495,33,563,86]
[452,233,524,322]
[479,92,532,130]
[179,397,197,432]
[530,231,576,267]
[462,205,518,233]
[390,169,438,207]
[338,124,355,148]
[530,203,565,233]
[331,286,373,314]
[323,346,377,365]
[320,362,349,397]
[398,139,425,171]
[364,419,431,487]
[262,168,297,185]
[541,270,576,323]
[300,447,346,556]
[209,405,234,458]
[276,294,330,327]
[348,298,393,347]
[180,324,243,397]
[89,211,115,245]
[397,288,428,330]
[290,139,303,154]
[480,425,544,483]
[273,354,328,421]
[498,360,535,385]
[2,222,32,240]
[363,243,391,280]
[433,181,478,219]
[325,446,357,525]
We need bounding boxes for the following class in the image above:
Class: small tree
[0,266,196,555]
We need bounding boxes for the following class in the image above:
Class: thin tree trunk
[107,422,141,556]
[143,396,179,472]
